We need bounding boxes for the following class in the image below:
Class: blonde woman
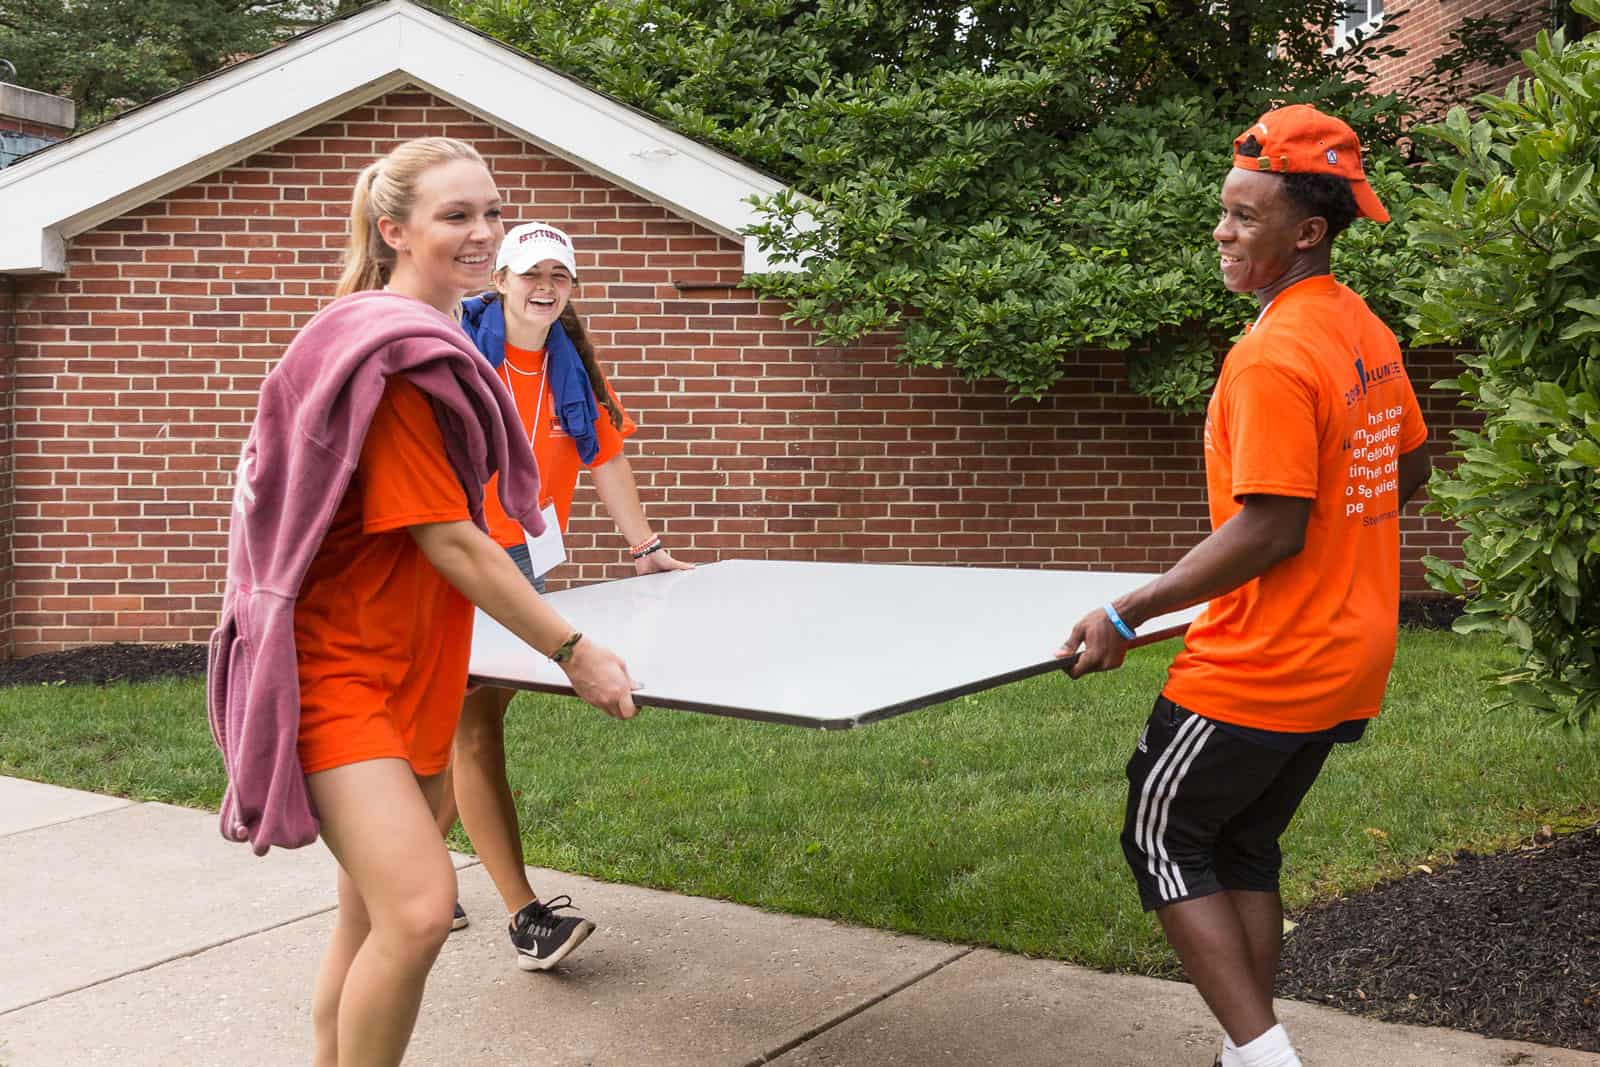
[211,139,638,1067]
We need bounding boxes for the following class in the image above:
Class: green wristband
[549,631,583,663]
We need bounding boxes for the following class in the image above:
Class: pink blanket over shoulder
[206,291,543,855]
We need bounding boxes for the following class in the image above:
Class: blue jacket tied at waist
[459,294,601,464]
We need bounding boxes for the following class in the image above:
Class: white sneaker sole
[515,919,595,972]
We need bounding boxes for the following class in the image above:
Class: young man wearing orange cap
[1056,105,1432,1067]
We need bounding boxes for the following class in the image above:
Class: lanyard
[499,350,565,567]
[498,348,549,448]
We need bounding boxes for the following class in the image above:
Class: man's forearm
[1397,445,1431,507]
[1116,496,1311,630]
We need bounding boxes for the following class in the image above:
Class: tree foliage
[1405,6,1600,728]
[0,1,362,129]
[445,0,1502,406]
[0,0,1537,407]
[6,0,1533,405]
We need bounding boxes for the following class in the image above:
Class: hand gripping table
[468,559,1201,729]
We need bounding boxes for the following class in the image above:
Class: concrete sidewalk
[1,775,1593,1067]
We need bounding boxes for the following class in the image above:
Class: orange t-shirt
[1162,275,1429,732]
[482,341,635,548]
[294,376,474,775]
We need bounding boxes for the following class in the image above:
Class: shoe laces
[515,894,577,937]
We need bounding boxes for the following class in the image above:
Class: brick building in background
[0,2,1488,656]
[1340,0,1560,105]
[1,81,74,654]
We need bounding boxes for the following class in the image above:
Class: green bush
[1405,5,1600,727]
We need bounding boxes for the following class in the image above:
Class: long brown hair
[334,137,488,298]
[557,300,626,431]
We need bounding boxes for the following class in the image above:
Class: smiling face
[1213,167,1317,303]
[495,260,574,347]
[377,158,503,312]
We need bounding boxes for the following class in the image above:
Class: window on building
[1333,0,1384,49]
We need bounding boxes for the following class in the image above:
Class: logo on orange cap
[1231,104,1388,223]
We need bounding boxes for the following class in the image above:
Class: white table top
[468,559,1201,729]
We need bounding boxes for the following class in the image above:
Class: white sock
[1219,1034,1245,1067]
[1236,1023,1301,1067]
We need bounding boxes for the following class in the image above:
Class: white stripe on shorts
[1131,713,1203,900]
[1135,712,1215,903]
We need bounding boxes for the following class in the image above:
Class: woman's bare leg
[307,758,458,1067]
[450,686,539,914]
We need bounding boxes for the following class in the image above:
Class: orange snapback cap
[1232,104,1389,223]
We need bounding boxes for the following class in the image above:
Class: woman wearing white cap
[440,220,692,971]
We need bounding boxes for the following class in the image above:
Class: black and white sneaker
[509,895,594,971]
[451,901,469,932]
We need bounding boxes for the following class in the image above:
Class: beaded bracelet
[631,539,665,560]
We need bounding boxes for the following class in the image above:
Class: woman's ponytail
[334,161,390,297]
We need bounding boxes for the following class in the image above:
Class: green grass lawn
[2,630,1595,977]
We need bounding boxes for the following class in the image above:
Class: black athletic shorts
[1121,695,1335,911]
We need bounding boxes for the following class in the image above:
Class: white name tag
[524,502,565,577]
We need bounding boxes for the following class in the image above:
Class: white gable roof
[0,0,794,274]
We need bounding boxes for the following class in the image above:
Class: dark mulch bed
[0,641,206,687]
[1279,824,1600,1053]
[1398,595,1465,630]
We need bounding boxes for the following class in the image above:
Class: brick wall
[1357,0,1548,106]
[2,87,1472,655]
[1,277,15,658]
[1396,346,1477,571]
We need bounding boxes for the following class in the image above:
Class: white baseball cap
[496,221,578,277]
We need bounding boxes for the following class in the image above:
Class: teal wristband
[1103,603,1137,641]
